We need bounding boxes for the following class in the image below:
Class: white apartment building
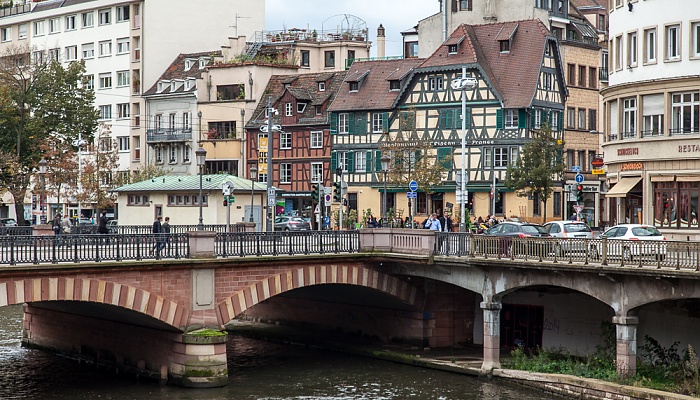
[601,0,700,239]
[0,0,263,219]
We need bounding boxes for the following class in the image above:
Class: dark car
[484,221,549,238]
[274,216,311,231]
[480,222,549,257]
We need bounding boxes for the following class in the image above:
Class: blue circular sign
[575,173,584,183]
[409,180,418,192]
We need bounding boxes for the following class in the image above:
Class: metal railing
[216,231,359,257]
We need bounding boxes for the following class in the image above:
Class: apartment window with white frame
[33,20,44,36]
[614,35,622,70]
[1,27,10,43]
[672,92,700,134]
[494,147,509,168]
[504,109,518,129]
[644,28,656,63]
[99,40,112,57]
[82,12,94,28]
[666,24,680,61]
[623,97,637,137]
[155,146,163,163]
[285,103,292,116]
[82,43,94,59]
[355,151,366,171]
[310,131,323,148]
[280,163,292,183]
[117,103,129,119]
[183,112,190,130]
[65,15,76,31]
[534,109,542,129]
[49,18,60,34]
[98,9,111,25]
[116,38,129,54]
[280,131,292,149]
[99,73,112,89]
[169,146,177,163]
[117,70,129,87]
[311,163,323,182]
[692,22,700,58]
[48,48,59,61]
[99,105,112,120]
[627,31,637,67]
[578,109,586,129]
[118,136,129,151]
[18,24,26,39]
[338,113,349,134]
[117,5,130,22]
[338,151,348,172]
[372,113,384,132]
[318,82,325,91]
[483,147,492,168]
[84,74,94,90]
[65,46,77,61]
[183,145,191,163]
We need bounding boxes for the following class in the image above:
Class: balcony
[669,127,700,136]
[146,128,192,143]
[0,4,30,19]
[599,68,608,82]
[251,27,368,44]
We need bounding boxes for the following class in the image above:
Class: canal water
[0,305,558,399]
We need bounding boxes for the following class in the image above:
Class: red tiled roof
[143,50,222,96]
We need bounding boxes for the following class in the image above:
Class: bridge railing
[434,233,700,271]
[216,230,360,257]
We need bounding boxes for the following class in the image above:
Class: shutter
[439,109,448,128]
[518,109,527,129]
[355,112,367,134]
[330,113,338,135]
[347,151,355,172]
[375,150,382,172]
[415,150,422,163]
[366,151,373,173]
[381,112,389,133]
[557,111,563,131]
[496,109,504,129]
[437,147,452,169]
[543,109,550,125]
[451,0,458,12]
[446,109,454,129]
[347,112,356,134]
[331,151,338,171]
[529,108,535,129]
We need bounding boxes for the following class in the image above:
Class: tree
[505,124,565,224]
[78,123,120,212]
[0,44,97,224]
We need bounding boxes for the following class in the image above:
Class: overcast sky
[265,0,435,57]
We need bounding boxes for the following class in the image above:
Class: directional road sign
[574,173,584,184]
[571,166,581,173]
[406,192,417,199]
[409,180,418,192]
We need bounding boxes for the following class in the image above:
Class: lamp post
[249,165,257,223]
[197,111,203,142]
[39,159,47,224]
[195,146,207,230]
[451,67,477,232]
[380,154,390,227]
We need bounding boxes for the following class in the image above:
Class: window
[318,82,326,91]
[49,18,60,34]
[82,12,94,28]
[577,65,586,86]
[297,103,306,113]
[84,75,94,90]
[672,92,700,134]
[372,113,385,133]
[33,20,44,36]
[18,24,26,39]
[588,109,597,132]
[644,28,656,63]
[280,131,291,149]
[183,145,191,163]
[301,50,310,67]
[117,70,129,87]
[349,82,359,91]
[117,103,129,119]
[117,5,130,22]
[99,9,111,25]
[347,50,355,62]
[459,0,472,10]
[578,109,586,129]
[494,147,509,168]
[65,15,77,31]
[429,76,444,91]
[623,97,637,137]
[215,84,244,100]
[116,38,129,54]
[118,136,129,151]
[552,110,559,130]
[155,146,163,163]
[614,35,622,70]
[315,105,322,115]
[483,147,492,168]
[99,73,112,89]
[99,105,112,120]
[355,151,366,172]
[666,24,680,60]
[285,102,293,116]
[390,80,400,90]
[535,0,552,9]
[499,41,509,53]
[338,113,349,134]
[99,40,112,57]
[133,103,140,127]
[198,58,209,69]
[324,50,335,68]
[504,109,518,129]
[48,48,59,61]
[310,131,323,148]
[543,72,552,90]
[693,22,700,58]
[169,146,177,163]
[588,67,597,88]
[280,163,292,183]
[449,44,459,53]
[338,151,348,172]
[627,31,637,67]
[183,112,190,131]
[65,46,77,61]
[567,64,575,85]
[82,43,94,59]
[534,109,542,129]
[0,27,10,42]
[405,41,418,58]
[311,163,323,182]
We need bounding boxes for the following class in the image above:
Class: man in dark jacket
[151,216,164,255]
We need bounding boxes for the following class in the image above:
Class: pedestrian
[429,214,442,231]
[444,213,454,232]
[437,211,446,232]
[151,216,165,256]
[52,213,61,235]
[162,216,171,253]
[61,214,72,234]
[98,211,108,234]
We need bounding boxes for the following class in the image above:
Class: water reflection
[0,305,557,399]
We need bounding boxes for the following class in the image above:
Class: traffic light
[333,182,342,203]
[223,198,228,207]
[576,184,584,202]
[311,184,320,202]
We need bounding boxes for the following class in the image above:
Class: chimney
[377,24,386,59]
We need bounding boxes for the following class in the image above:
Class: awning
[606,176,642,197]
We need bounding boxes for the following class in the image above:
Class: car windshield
[521,225,543,234]
[631,226,663,236]
[564,223,591,233]
[290,218,305,223]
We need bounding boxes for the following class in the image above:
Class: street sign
[226,195,235,203]
[592,168,605,175]
[409,180,418,192]
[323,187,332,195]
[267,187,276,197]
[574,173,584,183]
[406,191,417,199]
[573,205,584,213]
[325,194,331,203]
[591,157,604,169]
[267,196,276,207]
[572,166,581,173]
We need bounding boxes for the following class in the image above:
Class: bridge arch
[0,277,188,330]
[216,265,424,327]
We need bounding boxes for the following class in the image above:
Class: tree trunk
[542,199,548,225]
[10,188,27,225]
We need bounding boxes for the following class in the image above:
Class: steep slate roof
[420,20,555,109]
[328,58,424,112]
[111,174,266,193]
[247,71,346,126]
[143,50,222,96]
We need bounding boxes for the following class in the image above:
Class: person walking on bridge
[151,216,165,256]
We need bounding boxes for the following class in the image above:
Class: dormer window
[389,80,400,91]
[448,44,458,54]
[157,80,168,93]
[297,103,306,113]
[184,59,195,71]
[198,57,209,69]
[349,82,359,92]
[171,81,176,92]
[499,40,510,53]
[184,80,191,90]
[318,82,325,91]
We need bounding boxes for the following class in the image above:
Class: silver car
[543,220,593,255]
[274,216,311,231]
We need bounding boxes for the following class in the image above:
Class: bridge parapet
[359,228,435,255]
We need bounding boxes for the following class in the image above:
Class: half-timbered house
[330,20,567,225]
[245,72,346,220]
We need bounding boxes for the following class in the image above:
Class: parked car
[480,221,549,256]
[106,220,118,234]
[0,218,17,227]
[274,216,311,231]
[543,221,593,255]
[484,221,549,238]
[589,224,667,261]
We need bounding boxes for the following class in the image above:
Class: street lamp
[451,67,478,232]
[249,165,257,223]
[381,154,390,228]
[195,146,207,230]
[39,159,47,224]
[197,111,203,142]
